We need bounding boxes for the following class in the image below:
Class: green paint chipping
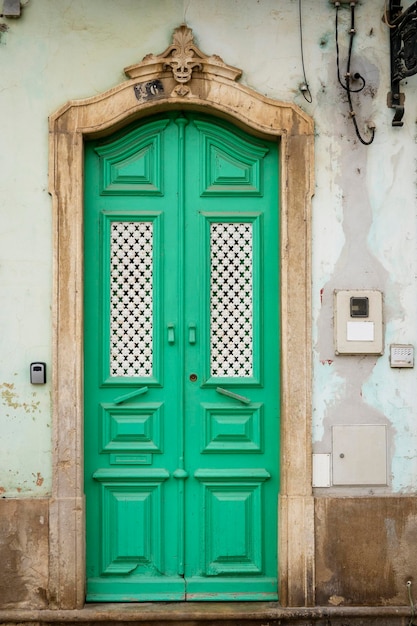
[0,382,41,414]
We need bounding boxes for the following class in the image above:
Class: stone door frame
[48,25,314,609]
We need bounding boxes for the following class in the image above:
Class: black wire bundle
[335,2,375,145]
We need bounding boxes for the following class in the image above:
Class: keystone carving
[125,24,242,84]
[160,23,203,83]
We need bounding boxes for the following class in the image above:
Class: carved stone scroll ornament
[125,24,242,93]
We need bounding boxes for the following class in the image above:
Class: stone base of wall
[315,497,417,607]
[1,496,417,611]
[0,499,49,609]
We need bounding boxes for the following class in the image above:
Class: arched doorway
[48,25,314,608]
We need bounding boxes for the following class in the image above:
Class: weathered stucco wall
[309,2,417,495]
[1,0,415,496]
[2,0,416,499]
[1,0,417,612]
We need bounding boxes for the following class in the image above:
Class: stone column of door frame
[48,71,314,609]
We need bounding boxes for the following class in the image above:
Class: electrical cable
[335,2,375,145]
[384,0,396,29]
[407,581,416,626]
[336,4,365,93]
[298,0,312,103]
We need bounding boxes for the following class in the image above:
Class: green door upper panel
[192,119,269,196]
[95,119,169,195]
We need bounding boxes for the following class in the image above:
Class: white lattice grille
[109,221,153,377]
[210,222,253,377]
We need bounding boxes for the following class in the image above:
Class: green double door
[84,112,280,601]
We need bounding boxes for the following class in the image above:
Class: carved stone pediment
[124,24,242,84]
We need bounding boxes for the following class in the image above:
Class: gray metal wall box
[332,424,387,486]
[1,0,21,18]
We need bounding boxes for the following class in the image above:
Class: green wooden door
[84,113,280,602]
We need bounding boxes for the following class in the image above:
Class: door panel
[84,112,280,601]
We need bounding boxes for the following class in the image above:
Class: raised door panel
[194,119,268,196]
[95,119,169,195]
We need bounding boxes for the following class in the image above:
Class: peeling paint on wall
[313,354,345,444]
[0,381,51,496]
[0,382,40,414]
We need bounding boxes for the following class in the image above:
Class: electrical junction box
[312,453,331,487]
[334,289,383,355]
[332,425,387,486]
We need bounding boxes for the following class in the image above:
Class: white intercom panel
[334,289,383,355]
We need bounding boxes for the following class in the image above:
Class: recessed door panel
[84,113,280,601]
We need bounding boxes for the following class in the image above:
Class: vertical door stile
[173,115,189,578]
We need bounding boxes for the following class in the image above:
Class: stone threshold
[0,604,413,623]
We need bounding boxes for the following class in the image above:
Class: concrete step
[0,604,415,626]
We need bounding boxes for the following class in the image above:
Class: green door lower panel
[84,112,280,601]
